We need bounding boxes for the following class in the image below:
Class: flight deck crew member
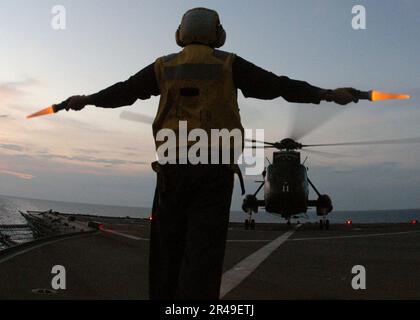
[62,8,359,299]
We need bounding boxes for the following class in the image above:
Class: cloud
[36,151,148,166]
[0,78,38,101]
[74,148,103,154]
[53,116,113,134]
[0,169,34,180]
[0,143,24,152]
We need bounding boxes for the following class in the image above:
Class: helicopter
[242,136,420,230]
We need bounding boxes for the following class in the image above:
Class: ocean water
[1,194,420,226]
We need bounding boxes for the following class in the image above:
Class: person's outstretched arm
[233,56,358,105]
[64,63,160,111]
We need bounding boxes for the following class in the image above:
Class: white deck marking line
[0,233,96,265]
[101,228,148,241]
[288,229,420,242]
[220,224,301,298]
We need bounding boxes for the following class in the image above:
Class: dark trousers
[149,164,234,300]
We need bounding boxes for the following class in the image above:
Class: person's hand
[329,88,359,105]
[65,95,89,111]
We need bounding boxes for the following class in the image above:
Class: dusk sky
[0,0,419,211]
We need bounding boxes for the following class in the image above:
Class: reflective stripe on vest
[164,64,223,81]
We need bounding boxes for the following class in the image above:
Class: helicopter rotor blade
[244,138,276,146]
[244,145,274,149]
[287,104,344,141]
[302,149,349,158]
[302,137,420,148]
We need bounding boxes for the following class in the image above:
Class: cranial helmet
[176,7,226,48]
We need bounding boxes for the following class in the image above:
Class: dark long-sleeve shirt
[87,55,325,108]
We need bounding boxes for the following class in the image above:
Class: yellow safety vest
[153,44,244,153]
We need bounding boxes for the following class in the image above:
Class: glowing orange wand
[26,99,71,119]
[357,90,410,101]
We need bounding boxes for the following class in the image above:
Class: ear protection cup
[175,26,185,47]
[212,24,226,48]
